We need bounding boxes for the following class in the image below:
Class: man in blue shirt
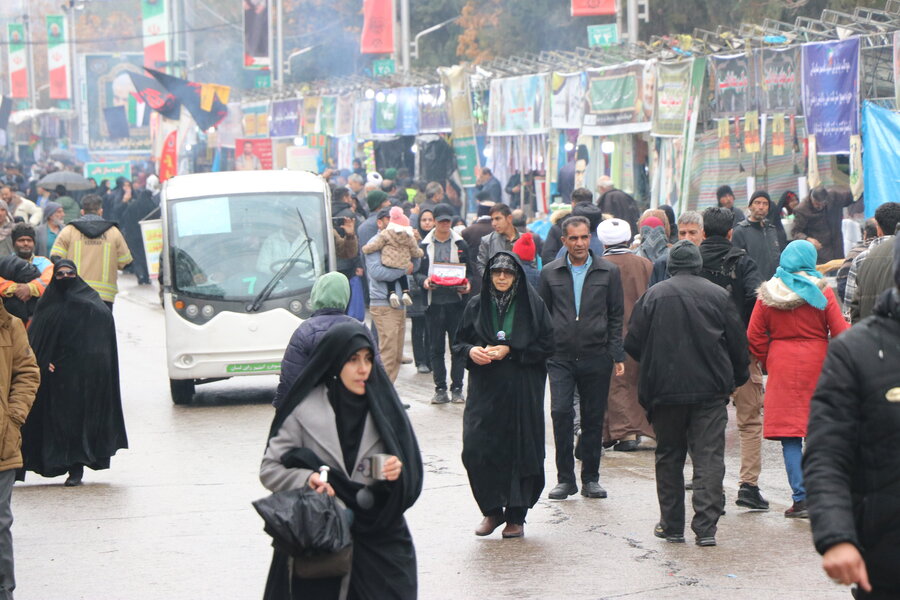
[538,216,626,500]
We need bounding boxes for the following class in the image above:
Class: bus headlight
[289,300,302,314]
[185,304,199,318]
[201,305,215,318]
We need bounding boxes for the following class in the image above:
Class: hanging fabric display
[744,111,760,153]
[772,113,786,157]
[807,134,820,189]
[849,134,863,201]
[717,119,730,159]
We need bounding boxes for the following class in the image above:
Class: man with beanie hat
[35,200,64,258]
[732,190,782,280]
[804,235,900,598]
[512,232,540,289]
[716,185,746,228]
[0,223,52,325]
[596,218,654,452]
[358,190,392,247]
[625,240,749,547]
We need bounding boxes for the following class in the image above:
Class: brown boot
[501,523,524,538]
[474,515,504,536]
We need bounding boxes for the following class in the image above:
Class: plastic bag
[253,487,353,558]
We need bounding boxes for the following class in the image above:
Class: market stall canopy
[9,108,77,126]
[38,171,94,191]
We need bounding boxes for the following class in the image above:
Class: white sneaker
[401,292,413,306]
[389,293,401,309]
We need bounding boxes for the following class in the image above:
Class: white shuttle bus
[160,170,334,404]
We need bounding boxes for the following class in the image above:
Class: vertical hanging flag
[571,0,616,16]
[47,15,70,100]
[7,24,28,100]
[849,134,863,200]
[142,0,171,70]
[744,111,760,153]
[717,119,730,159]
[243,0,270,68]
[361,0,393,54]
[159,130,178,181]
[807,134,820,189]
[772,113,786,156]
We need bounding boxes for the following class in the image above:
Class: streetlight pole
[627,0,639,43]
[399,0,410,74]
[276,0,284,87]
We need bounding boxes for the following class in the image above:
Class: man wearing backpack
[699,207,768,511]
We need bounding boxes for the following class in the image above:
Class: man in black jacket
[625,240,749,547]
[804,236,900,598]
[731,190,782,280]
[699,207,768,511]
[539,215,625,501]
[541,187,594,265]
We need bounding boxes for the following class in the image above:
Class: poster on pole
[418,85,451,134]
[361,0,393,54]
[439,65,480,186]
[141,0,171,70]
[801,38,860,155]
[709,53,755,118]
[47,15,71,100]
[551,72,586,130]
[235,138,273,170]
[582,61,653,135]
[757,46,802,115]
[243,0,270,69]
[652,60,692,137]
[487,74,550,136]
[7,24,28,100]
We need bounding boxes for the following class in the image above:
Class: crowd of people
[264,167,899,599]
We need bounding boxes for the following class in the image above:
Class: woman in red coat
[747,240,848,519]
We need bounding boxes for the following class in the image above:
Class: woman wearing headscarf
[409,208,434,374]
[634,214,669,262]
[0,202,14,257]
[453,252,554,538]
[19,260,128,486]
[747,240,848,519]
[260,321,423,600]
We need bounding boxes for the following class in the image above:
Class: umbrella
[49,149,77,164]
[38,171,94,191]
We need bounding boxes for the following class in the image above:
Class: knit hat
[42,200,63,223]
[641,216,665,230]
[433,203,454,222]
[749,190,771,207]
[596,218,631,246]
[667,239,703,275]
[367,190,389,212]
[512,232,536,262]
[389,206,409,227]
[382,168,398,181]
[11,222,35,241]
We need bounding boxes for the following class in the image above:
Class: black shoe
[450,389,465,404]
[64,465,84,487]
[654,523,685,544]
[430,390,450,404]
[613,439,639,452]
[784,500,809,519]
[581,481,607,498]
[695,536,717,547]
[416,364,432,374]
[548,482,578,499]
[736,483,770,510]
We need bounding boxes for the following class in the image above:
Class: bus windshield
[169,192,328,302]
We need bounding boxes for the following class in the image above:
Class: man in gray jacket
[476,203,523,277]
[366,246,420,382]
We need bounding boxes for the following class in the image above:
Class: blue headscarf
[774,240,827,310]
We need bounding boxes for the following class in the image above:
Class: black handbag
[253,487,354,579]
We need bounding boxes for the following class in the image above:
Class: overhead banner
[335,94,354,137]
[418,85,451,133]
[268,98,300,137]
[709,53,755,118]
[46,15,71,100]
[439,65,479,186]
[582,61,653,135]
[361,0,393,54]
[571,0,616,16]
[652,60,692,137]
[84,161,132,182]
[757,46,802,115]
[7,24,28,100]
[862,101,900,218]
[373,87,419,135]
[551,72,586,130]
[243,0,270,69]
[146,68,228,131]
[84,53,150,151]
[802,38,860,155]
[487,74,550,136]
[141,0,170,70]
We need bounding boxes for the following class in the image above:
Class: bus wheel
[170,379,195,405]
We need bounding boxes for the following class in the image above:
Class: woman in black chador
[19,260,128,486]
[453,252,554,538]
[260,321,423,600]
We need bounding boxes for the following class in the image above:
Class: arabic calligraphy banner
[652,60,692,137]
[582,61,653,135]
[757,46,802,115]
[802,38,859,155]
[710,53,755,118]
[268,99,300,137]
[487,74,550,136]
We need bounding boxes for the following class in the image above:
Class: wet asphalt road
[12,275,851,599]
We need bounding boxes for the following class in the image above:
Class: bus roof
[163,171,328,201]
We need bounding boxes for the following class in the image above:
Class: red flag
[361,0,393,54]
[159,130,177,182]
[571,0,616,16]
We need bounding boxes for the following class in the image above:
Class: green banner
[652,60,693,137]
[589,74,637,113]
[84,161,132,182]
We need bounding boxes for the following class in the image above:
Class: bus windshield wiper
[249,209,314,312]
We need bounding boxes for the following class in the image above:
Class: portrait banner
[418,85,451,134]
[235,137,273,170]
[84,53,151,151]
[487,74,550,136]
[268,98,300,138]
[757,46,802,115]
[652,60,692,137]
[582,61,652,135]
[47,15,71,100]
[709,53,755,118]
[801,38,860,155]
[551,72,586,130]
